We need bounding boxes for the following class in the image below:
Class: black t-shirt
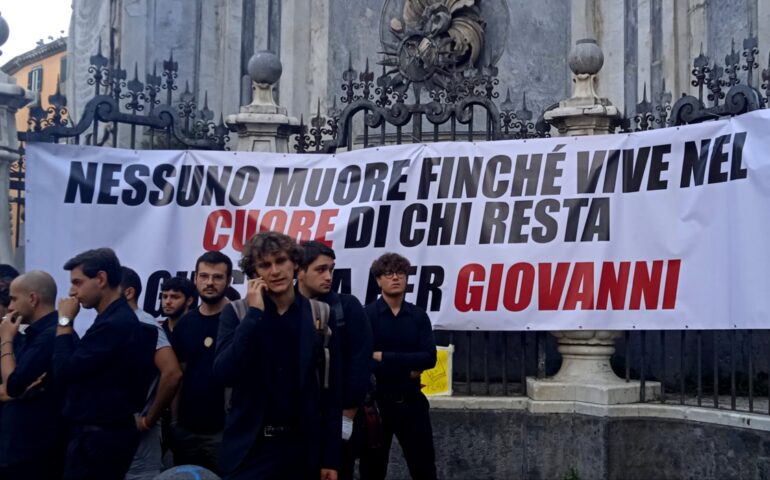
[173,307,225,433]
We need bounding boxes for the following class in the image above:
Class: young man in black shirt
[157,275,196,457]
[365,253,437,480]
[171,251,232,472]
[0,270,65,480]
[297,241,373,480]
[55,248,158,480]
[214,232,341,479]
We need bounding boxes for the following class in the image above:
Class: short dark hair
[370,252,411,278]
[225,286,241,301]
[160,276,197,300]
[239,232,302,279]
[299,241,335,270]
[63,248,122,288]
[195,251,233,277]
[0,264,20,279]
[120,266,142,299]
[0,278,10,308]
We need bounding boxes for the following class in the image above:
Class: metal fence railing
[437,329,770,415]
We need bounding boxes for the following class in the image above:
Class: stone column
[0,15,32,268]
[226,51,299,153]
[531,39,661,405]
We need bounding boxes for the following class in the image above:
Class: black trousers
[2,453,64,480]
[225,435,315,480]
[63,425,140,480]
[339,408,378,480]
[364,392,437,480]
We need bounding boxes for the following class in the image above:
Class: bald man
[0,271,67,480]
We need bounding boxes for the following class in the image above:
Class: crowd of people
[0,231,438,480]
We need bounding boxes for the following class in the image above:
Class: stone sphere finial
[568,38,604,76]
[0,13,10,51]
[247,50,282,86]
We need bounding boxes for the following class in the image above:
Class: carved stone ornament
[379,0,509,92]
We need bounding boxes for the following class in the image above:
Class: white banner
[25,110,770,331]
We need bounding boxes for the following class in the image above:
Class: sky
[0,0,72,62]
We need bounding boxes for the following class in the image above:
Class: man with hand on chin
[365,253,437,480]
[0,271,66,480]
[214,232,341,480]
[54,248,158,480]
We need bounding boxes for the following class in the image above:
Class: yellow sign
[421,345,454,396]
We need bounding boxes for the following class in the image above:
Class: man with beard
[365,253,437,480]
[297,241,373,480]
[55,248,158,480]
[214,232,341,479]
[159,277,196,342]
[0,271,66,480]
[171,251,232,472]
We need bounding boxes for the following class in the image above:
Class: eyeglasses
[197,273,227,282]
[381,271,407,278]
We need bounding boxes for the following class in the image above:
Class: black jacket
[0,311,63,466]
[214,294,341,475]
[53,297,158,426]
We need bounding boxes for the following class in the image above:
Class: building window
[27,66,43,92]
[60,55,67,81]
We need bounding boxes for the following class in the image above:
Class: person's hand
[0,311,22,342]
[246,277,267,310]
[0,383,10,402]
[19,373,47,399]
[320,468,337,480]
[372,351,382,362]
[58,297,80,322]
[135,415,151,432]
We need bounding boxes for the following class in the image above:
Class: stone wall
[66,1,768,127]
[382,407,770,480]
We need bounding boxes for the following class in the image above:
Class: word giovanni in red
[455,260,681,312]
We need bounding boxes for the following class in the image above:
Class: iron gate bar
[660,330,666,402]
[697,331,702,407]
[640,330,647,402]
[501,331,508,396]
[624,330,630,382]
[679,330,685,405]
[731,330,737,410]
[748,330,753,413]
[483,331,490,395]
[536,332,546,379]
[466,331,472,395]
[519,332,526,396]
[713,332,719,408]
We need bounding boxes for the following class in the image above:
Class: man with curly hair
[365,253,437,480]
[214,232,341,480]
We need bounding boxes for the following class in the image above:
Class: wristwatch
[58,316,72,327]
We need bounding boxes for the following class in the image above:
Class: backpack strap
[232,298,249,322]
[332,299,345,327]
[225,299,249,415]
[309,298,332,389]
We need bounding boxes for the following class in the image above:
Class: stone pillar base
[527,330,661,405]
[527,376,661,405]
